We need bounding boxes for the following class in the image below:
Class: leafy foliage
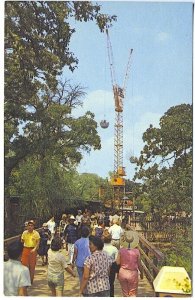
[71,172,107,202]
[10,156,77,219]
[5,1,116,181]
[4,1,116,235]
[10,159,109,220]
[164,227,192,278]
[130,104,192,277]
[132,104,192,223]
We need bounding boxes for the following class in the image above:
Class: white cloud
[77,107,161,179]
[73,90,113,118]
[156,31,170,42]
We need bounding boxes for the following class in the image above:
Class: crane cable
[123,48,133,97]
[131,62,135,159]
[100,32,110,129]
[106,28,116,88]
[103,33,107,119]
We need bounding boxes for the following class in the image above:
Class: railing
[130,220,175,242]
[138,229,175,242]
[138,233,165,285]
[4,228,42,261]
[4,234,22,261]
[129,222,165,285]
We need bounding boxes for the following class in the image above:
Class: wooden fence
[138,232,165,285]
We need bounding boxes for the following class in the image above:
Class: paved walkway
[28,250,155,297]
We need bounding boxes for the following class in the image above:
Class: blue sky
[63,1,193,180]
[2,2,192,182]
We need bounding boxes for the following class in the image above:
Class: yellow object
[153,266,191,296]
[21,230,40,248]
[110,177,125,186]
[118,167,126,176]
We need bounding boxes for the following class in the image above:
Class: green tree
[10,156,77,220]
[5,1,116,182]
[72,172,106,202]
[131,104,192,273]
[164,227,192,277]
[5,78,101,235]
[9,163,111,231]
[132,104,192,224]
[5,1,116,234]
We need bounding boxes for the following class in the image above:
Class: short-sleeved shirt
[103,243,118,260]
[108,224,123,240]
[21,230,40,248]
[74,237,90,267]
[47,249,67,277]
[47,221,56,234]
[119,248,140,270]
[4,259,31,295]
[84,250,113,295]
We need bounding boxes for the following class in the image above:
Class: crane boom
[106,29,116,87]
[123,48,133,97]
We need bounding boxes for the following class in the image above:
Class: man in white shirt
[4,240,31,296]
[75,210,83,226]
[47,216,56,239]
[108,219,123,249]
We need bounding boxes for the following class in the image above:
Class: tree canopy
[5,1,116,182]
[4,1,116,235]
[130,104,192,275]
[132,103,192,219]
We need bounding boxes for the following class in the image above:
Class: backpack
[95,226,104,238]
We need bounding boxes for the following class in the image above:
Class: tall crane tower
[106,28,133,209]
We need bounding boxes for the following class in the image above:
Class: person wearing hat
[116,228,143,297]
[38,223,51,266]
[21,220,40,284]
[64,215,78,264]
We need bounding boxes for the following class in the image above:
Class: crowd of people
[4,209,143,297]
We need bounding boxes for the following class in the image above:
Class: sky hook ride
[100,28,133,209]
